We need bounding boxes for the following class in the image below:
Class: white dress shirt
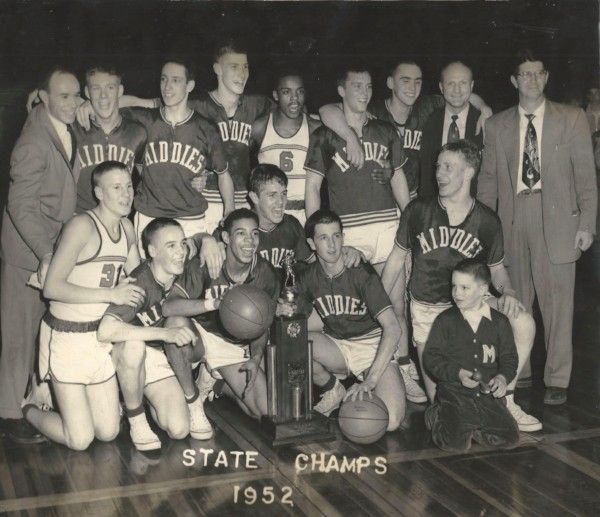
[460,302,492,333]
[516,100,545,193]
[441,105,469,145]
[47,110,73,161]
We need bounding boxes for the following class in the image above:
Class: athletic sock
[186,385,200,404]
[125,404,145,419]
[396,355,410,366]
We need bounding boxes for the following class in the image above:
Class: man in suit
[477,49,597,405]
[0,67,81,442]
[419,61,483,198]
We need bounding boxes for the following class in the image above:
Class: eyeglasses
[517,70,547,80]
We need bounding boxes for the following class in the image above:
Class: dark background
[0,0,598,205]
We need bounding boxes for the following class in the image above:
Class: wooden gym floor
[1,253,600,516]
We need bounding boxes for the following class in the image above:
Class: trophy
[261,252,334,445]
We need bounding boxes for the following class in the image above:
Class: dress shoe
[544,387,567,406]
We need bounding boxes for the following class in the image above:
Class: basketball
[219,285,275,340]
[338,394,389,444]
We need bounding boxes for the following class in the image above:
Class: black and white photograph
[0,0,599,515]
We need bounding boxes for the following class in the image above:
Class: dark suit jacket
[418,105,483,198]
[477,100,597,265]
[0,105,79,271]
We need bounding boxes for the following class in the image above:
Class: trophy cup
[261,253,334,445]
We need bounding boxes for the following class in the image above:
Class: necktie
[522,114,540,188]
[66,125,77,167]
[447,114,460,143]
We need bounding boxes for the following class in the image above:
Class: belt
[43,312,101,333]
[286,200,305,210]
[517,189,542,197]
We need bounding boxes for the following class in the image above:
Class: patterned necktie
[67,124,77,167]
[522,114,540,188]
[447,114,460,143]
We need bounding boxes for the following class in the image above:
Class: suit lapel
[465,105,478,139]
[541,101,561,173]
[432,109,444,151]
[500,107,520,192]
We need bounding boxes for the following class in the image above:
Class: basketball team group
[0,38,597,455]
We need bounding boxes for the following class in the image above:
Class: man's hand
[371,162,393,184]
[199,237,226,279]
[109,277,145,307]
[475,106,493,137]
[497,293,524,320]
[345,132,365,169]
[163,326,197,347]
[239,357,260,398]
[458,369,479,389]
[184,237,198,259]
[37,253,53,287]
[489,374,507,398]
[344,379,377,401]
[341,246,366,268]
[190,174,209,193]
[76,100,96,130]
[575,230,594,252]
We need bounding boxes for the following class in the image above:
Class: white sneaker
[129,414,161,451]
[399,361,428,404]
[314,380,346,416]
[506,395,542,432]
[188,398,213,440]
[196,364,217,403]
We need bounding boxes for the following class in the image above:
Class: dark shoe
[516,376,533,389]
[4,418,46,444]
[544,387,567,406]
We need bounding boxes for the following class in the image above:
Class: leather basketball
[338,394,389,444]
[219,285,275,340]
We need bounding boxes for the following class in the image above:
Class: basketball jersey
[73,117,147,213]
[296,261,392,340]
[51,211,129,322]
[170,254,280,342]
[305,119,406,228]
[189,93,272,206]
[370,95,444,197]
[104,260,173,347]
[257,214,313,270]
[258,113,309,201]
[123,107,228,218]
[395,197,504,305]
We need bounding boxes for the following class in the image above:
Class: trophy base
[261,411,335,446]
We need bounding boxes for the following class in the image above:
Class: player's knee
[512,312,536,348]
[387,412,404,432]
[165,413,190,439]
[65,429,95,451]
[96,424,120,443]
[114,340,146,369]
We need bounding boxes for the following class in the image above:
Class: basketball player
[381,140,541,432]
[98,219,212,450]
[286,209,406,430]
[252,70,321,225]
[23,161,143,450]
[162,208,280,419]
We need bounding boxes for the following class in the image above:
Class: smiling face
[338,71,372,114]
[223,217,260,265]
[85,71,123,121]
[440,63,473,112]
[436,150,473,199]
[308,221,344,265]
[160,62,194,108]
[94,168,134,217]
[274,75,305,119]
[250,179,287,227]
[214,52,249,96]
[387,63,423,107]
[452,270,487,311]
[41,72,81,124]
[149,224,187,276]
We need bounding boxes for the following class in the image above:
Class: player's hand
[489,374,508,398]
[239,357,260,398]
[190,174,208,193]
[110,277,145,307]
[345,132,364,169]
[344,379,377,402]
[37,252,53,287]
[459,369,479,389]
[276,298,297,317]
[574,230,594,252]
[26,89,41,112]
[371,163,393,184]
[198,237,226,280]
[76,100,96,131]
[163,326,197,347]
[341,246,366,268]
[184,237,198,259]
[497,294,524,320]
[476,106,493,137]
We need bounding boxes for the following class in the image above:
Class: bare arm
[122,218,141,275]
[319,103,364,168]
[390,168,410,211]
[381,245,408,295]
[119,94,157,109]
[305,170,323,219]
[217,171,235,217]
[98,314,171,343]
[162,296,219,318]
[366,309,402,386]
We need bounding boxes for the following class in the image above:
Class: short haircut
[440,60,473,81]
[91,160,129,188]
[248,163,288,195]
[274,65,304,88]
[513,48,546,76]
[142,217,182,257]
[439,139,482,174]
[305,209,343,240]
[453,258,491,286]
[85,65,122,85]
[337,64,371,88]
[40,66,78,92]
[389,59,421,78]
[213,38,248,63]
[162,57,195,82]
[223,208,259,235]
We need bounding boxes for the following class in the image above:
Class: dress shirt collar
[518,99,546,121]
[459,302,491,322]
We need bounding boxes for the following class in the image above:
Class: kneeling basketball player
[24,161,142,450]
[288,209,406,430]
[162,208,280,419]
